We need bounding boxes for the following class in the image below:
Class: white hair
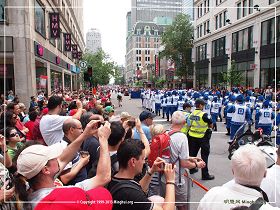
[231,144,266,186]
[171,111,186,125]
[150,124,165,136]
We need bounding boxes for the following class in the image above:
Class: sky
[83,0,131,66]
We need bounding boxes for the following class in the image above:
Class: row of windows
[232,26,253,53]
[216,0,226,6]
[196,16,279,60]
[237,0,253,20]
[197,0,210,19]
[215,10,228,30]
[261,16,280,46]
[136,37,160,43]
[197,20,210,38]
[136,50,151,55]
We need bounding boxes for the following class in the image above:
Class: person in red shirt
[86,97,96,111]
[24,111,38,140]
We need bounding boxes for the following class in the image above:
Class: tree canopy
[81,50,118,87]
[160,13,194,77]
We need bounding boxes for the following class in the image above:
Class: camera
[127,118,136,128]
[97,121,105,128]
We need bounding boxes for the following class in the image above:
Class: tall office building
[131,0,183,27]
[183,0,194,21]
[86,28,102,54]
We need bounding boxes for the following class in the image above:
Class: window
[207,20,210,31]
[197,7,200,18]
[232,26,253,52]
[197,26,199,38]
[207,0,210,11]
[212,37,226,57]
[249,0,253,14]
[204,22,207,35]
[237,2,241,19]
[196,44,207,61]
[219,13,222,28]
[223,11,227,26]
[35,0,46,37]
[243,0,247,17]
[261,17,280,45]
[200,4,203,17]
[215,15,218,30]
[0,0,7,21]
[200,24,202,37]
[204,1,207,14]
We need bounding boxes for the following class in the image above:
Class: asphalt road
[110,92,233,210]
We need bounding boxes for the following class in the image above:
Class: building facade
[193,0,280,88]
[126,0,187,86]
[0,0,85,105]
[131,0,183,27]
[125,22,165,85]
[86,28,102,54]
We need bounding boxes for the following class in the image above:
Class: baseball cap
[120,112,131,119]
[104,106,114,113]
[17,143,64,179]
[139,111,156,121]
[35,187,113,210]
[195,99,205,106]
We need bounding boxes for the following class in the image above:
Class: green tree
[160,14,194,78]
[81,50,117,87]
[219,61,244,88]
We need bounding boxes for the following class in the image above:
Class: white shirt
[261,164,280,207]
[198,181,279,210]
[40,115,71,145]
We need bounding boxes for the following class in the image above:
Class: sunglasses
[9,133,19,137]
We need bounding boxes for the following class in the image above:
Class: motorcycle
[228,122,277,168]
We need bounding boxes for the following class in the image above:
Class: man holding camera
[59,118,89,185]
[187,99,215,180]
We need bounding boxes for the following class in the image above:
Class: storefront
[195,59,209,88]
[260,57,280,88]
[51,69,62,92]
[235,60,255,87]
[211,65,227,88]
[64,73,71,91]
[35,60,48,94]
[0,61,14,94]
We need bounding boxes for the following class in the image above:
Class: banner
[77,51,82,59]
[40,75,48,88]
[155,55,159,77]
[72,44,78,59]
[64,33,71,51]
[167,58,175,72]
[49,13,60,38]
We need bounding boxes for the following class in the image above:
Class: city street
[110,92,233,209]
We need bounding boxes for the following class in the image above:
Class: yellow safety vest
[188,109,208,138]
[181,111,190,134]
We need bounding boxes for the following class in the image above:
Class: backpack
[147,130,179,168]
[117,94,122,100]
[88,147,119,178]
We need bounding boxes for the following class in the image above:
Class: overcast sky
[83,0,131,66]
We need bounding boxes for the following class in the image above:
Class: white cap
[17,143,64,179]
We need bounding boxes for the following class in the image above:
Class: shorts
[161,177,189,206]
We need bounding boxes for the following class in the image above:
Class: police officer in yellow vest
[187,99,215,180]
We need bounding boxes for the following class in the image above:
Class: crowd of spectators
[0,87,278,210]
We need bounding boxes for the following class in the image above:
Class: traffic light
[87,67,92,76]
